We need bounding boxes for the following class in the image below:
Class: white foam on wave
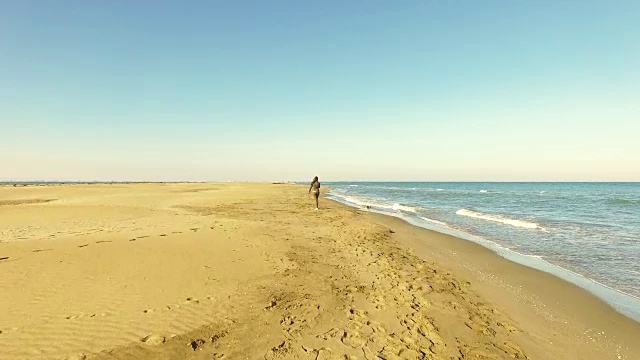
[348,184,359,187]
[456,209,544,230]
[479,190,488,193]
[436,189,443,191]
[518,253,543,259]
[330,194,417,213]
[392,203,417,213]
[419,216,449,227]
[332,194,377,207]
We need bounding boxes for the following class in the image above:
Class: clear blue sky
[1,1,638,181]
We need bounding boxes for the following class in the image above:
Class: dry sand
[0,183,638,360]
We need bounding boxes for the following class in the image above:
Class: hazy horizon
[2,180,639,184]
[2,1,638,182]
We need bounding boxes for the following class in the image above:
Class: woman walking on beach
[309,176,320,210]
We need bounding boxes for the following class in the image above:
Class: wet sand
[0,183,638,359]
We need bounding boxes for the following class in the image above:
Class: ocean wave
[331,194,417,213]
[419,216,449,227]
[348,184,359,187]
[609,198,638,206]
[479,190,488,193]
[331,194,377,207]
[392,203,417,213]
[518,253,543,259]
[456,209,544,230]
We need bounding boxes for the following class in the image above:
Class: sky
[1,1,639,182]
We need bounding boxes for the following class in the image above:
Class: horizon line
[2,180,639,184]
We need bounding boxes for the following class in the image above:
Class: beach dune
[0,183,638,359]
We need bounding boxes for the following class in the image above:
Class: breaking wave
[456,209,544,230]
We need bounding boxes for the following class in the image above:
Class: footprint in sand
[129,238,137,241]
[159,234,167,237]
[497,341,527,358]
[0,256,9,261]
[32,249,52,253]
[66,313,101,320]
[341,329,366,349]
[64,353,87,360]
[497,321,518,333]
[141,334,165,345]
[95,240,112,244]
[190,227,200,232]
[189,338,206,350]
[78,244,89,248]
[264,341,291,360]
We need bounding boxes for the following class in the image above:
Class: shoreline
[1,183,639,359]
[326,198,640,358]
[327,192,640,325]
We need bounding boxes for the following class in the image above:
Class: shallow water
[327,182,640,322]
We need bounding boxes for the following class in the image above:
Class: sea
[326,182,640,322]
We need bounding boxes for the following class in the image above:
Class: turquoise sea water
[326,182,640,322]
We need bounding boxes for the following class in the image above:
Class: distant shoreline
[2,181,639,185]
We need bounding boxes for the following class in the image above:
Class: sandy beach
[1,183,639,360]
